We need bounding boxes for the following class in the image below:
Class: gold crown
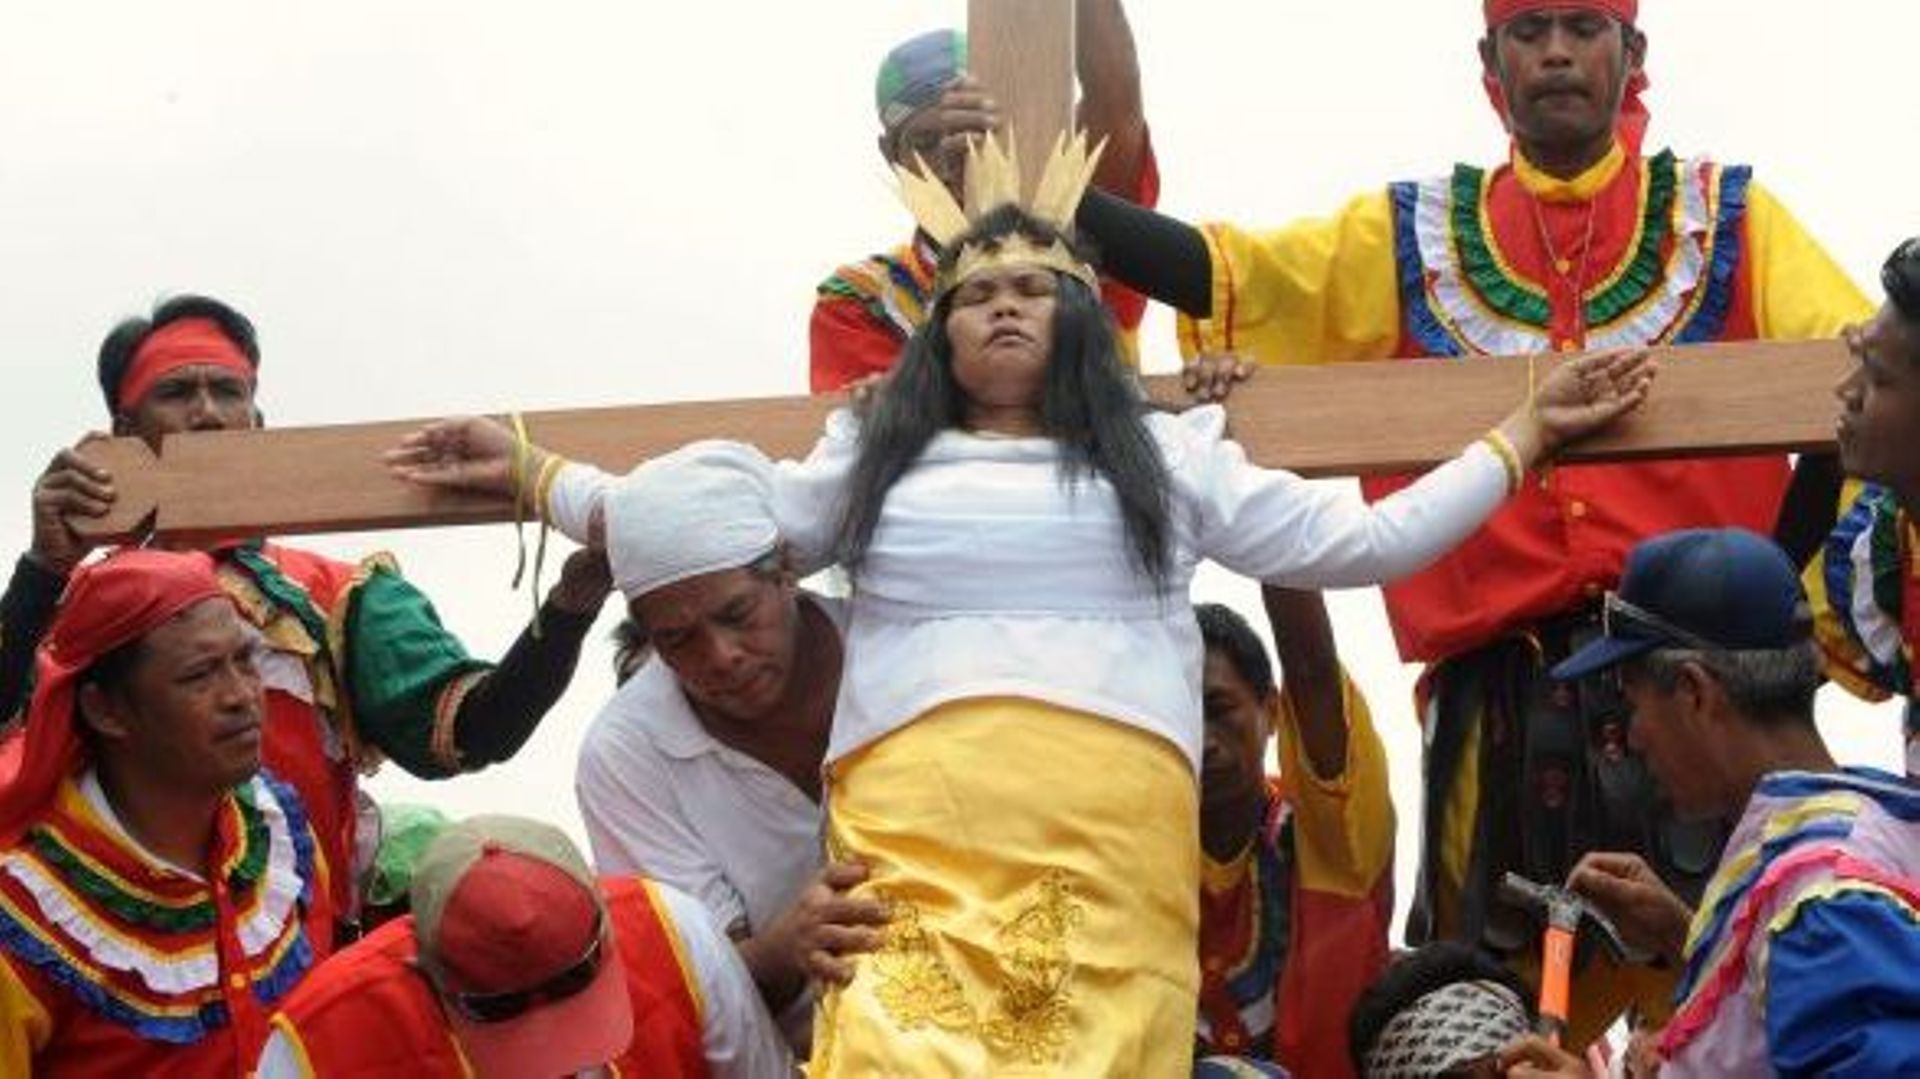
[895,128,1106,294]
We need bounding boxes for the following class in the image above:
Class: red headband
[1484,0,1637,26]
[1481,0,1649,153]
[0,550,226,845]
[116,317,255,413]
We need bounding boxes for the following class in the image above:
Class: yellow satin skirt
[809,698,1200,1077]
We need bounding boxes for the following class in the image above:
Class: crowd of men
[2,0,1917,1075]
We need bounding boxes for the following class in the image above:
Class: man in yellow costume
[1074,0,1869,1043]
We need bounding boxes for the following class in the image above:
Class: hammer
[1499,871,1646,1046]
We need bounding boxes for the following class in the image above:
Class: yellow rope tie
[508,411,531,589]
[506,412,551,638]
[1527,352,1553,488]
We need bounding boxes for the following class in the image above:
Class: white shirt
[554,405,1507,771]
[254,879,791,1078]
[576,595,842,1049]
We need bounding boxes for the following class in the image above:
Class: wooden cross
[67,2,1851,546]
[74,341,1846,546]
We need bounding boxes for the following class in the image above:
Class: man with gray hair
[572,441,885,1053]
[1549,528,1920,1076]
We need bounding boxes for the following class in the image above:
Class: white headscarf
[604,440,781,599]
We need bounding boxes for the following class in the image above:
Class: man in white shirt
[574,442,887,1052]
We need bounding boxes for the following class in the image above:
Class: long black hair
[835,205,1172,588]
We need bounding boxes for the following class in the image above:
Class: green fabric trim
[1583,151,1678,325]
[229,547,332,661]
[818,276,898,330]
[340,567,489,780]
[28,830,213,932]
[1452,165,1552,327]
[25,794,267,935]
[1866,491,1913,690]
[1449,152,1684,332]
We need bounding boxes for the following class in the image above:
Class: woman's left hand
[1528,347,1657,455]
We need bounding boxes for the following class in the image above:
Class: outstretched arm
[1200,349,1657,588]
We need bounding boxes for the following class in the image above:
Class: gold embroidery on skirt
[982,870,1086,1063]
[871,899,974,1033]
[869,869,1086,1064]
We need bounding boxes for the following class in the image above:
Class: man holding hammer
[1547,528,1920,1076]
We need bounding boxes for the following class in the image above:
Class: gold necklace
[1529,193,1600,340]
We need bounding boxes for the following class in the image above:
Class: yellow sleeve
[1273,666,1395,898]
[1746,182,1873,340]
[0,958,51,1075]
[1803,478,1897,702]
[1177,191,1403,366]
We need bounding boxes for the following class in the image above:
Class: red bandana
[0,550,227,844]
[115,317,255,413]
[1484,0,1636,25]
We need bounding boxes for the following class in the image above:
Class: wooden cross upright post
[65,1,1854,548]
[968,0,1076,199]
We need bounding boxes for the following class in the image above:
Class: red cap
[411,818,633,1077]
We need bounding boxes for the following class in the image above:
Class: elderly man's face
[631,564,800,725]
[1836,304,1920,494]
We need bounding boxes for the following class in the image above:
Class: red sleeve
[1097,135,1160,332]
[809,296,908,394]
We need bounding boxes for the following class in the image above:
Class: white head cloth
[604,440,781,600]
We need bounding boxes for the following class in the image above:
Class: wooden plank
[69,339,1849,546]
[968,0,1075,200]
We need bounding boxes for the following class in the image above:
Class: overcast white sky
[3,2,1914,931]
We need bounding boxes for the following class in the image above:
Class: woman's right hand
[384,415,532,497]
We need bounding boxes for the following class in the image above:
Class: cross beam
[71,341,1849,547]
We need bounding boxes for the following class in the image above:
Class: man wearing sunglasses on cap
[257,814,790,1077]
[1803,237,1920,780]
[1550,528,1920,1077]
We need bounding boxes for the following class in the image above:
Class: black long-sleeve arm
[449,603,598,767]
[1076,188,1214,318]
[0,556,66,725]
[1772,452,1846,570]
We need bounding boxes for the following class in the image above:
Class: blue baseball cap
[1551,528,1813,681]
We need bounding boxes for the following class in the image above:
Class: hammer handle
[1538,924,1575,1046]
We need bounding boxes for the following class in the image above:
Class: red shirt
[1365,151,1788,661]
